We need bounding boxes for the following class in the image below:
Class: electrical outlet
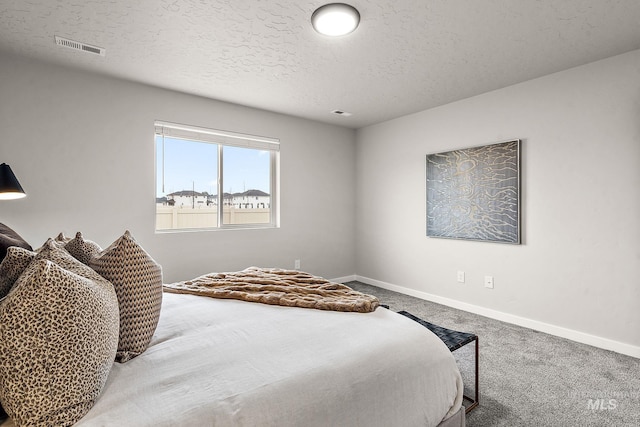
[457,271,465,283]
[294,259,301,270]
[484,276,494,289]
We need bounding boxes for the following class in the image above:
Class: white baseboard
[330,274,357,284]
[355,275,640,359]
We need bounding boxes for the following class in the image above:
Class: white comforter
[76,292,463,427]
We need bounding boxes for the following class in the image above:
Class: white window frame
[155,121,280,231]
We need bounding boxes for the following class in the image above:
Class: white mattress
[22,292,464,426]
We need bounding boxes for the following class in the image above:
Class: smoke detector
[55,36,105,56]
[331,110,352,117]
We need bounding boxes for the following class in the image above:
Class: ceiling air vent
[55,36,105,56]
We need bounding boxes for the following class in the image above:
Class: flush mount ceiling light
[311,3,360,36]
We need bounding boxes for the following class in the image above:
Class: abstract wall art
[426,140,521,244]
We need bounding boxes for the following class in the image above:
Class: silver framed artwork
[426,139,521,244]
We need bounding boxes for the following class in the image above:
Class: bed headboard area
[0,224,32,262]
[0,223,465,427]
[0,224,163,426]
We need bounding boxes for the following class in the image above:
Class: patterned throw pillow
[90,230,163,363]
[0,247,35,299]
[54,232,71,244]
[64,232,102,265]
[0,239,107,299]
[0,258,119,426]
[0,223,32,262]
[35,239,108,285]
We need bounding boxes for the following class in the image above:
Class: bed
[76,292,464,427]
[0,227,465,427]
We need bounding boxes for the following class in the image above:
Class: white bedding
[72,292,462,426]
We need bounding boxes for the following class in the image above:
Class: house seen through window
[155,121,279,231]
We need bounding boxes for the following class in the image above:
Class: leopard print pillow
[34,239,107,284]
[0,223,32,262]
[90,230,163,363]
[64,232,102,265]
[0,256,119,426]
[0,239,73,300]
[0,247,35,299]
[54,232,71,244]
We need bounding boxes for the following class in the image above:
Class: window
[155,121,279,231]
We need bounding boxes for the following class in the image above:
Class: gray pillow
[0,255,119,426]
[90,230,163,363]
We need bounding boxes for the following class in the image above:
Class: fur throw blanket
[163,267,379,313]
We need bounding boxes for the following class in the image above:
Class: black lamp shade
[0,163,26,200]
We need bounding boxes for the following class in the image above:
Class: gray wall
[355,49,640,355]
[0,52,357,283]
[2,48,639,356]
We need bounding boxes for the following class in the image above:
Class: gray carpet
[347,281,640,427]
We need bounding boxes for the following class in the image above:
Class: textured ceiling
[1,0,640,128]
